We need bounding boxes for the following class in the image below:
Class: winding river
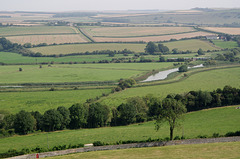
[142,64,204,82]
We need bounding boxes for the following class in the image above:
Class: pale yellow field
[93,32,215,42]
[83,26,195,37]
[7,34,88,44]
[203,27,240,35]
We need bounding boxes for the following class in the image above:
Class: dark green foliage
[197,48,205,55]
[14,110,36,135]
[93,141,105,146]
[117,103,137,125]
[145,41,158,54]
[42,109,63,132]
[159,56,166,62]
[178,65,188,72]
[31,111,42,131]
[118,78,136,90]
[69,103,88,129]
[57,106,71,130]
[158,44,169,53]
[87,103,110,128]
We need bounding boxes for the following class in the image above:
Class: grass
[0,63,173,84]
[0,26,77,36]
[99,66,240,107]
[29,43,146,55]
[0,89,111,114]
[163,39,218,51]
[0,105,239,153]
[212,40,239,49]
[49,142,240,159]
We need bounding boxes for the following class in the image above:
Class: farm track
[77,27,95,43]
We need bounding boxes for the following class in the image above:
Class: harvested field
[93,32,215,42]
[0,26,77,36]
[83,26,195,37]
[7,34,88,44]
[203,27,240,35]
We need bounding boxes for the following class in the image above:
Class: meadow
[99,66,240,107]
[29,43,146,55]
[212,40,239,49]
[50,142,240,159]
[0,89,111,114]
[0,63,173,84]
[82,26,196,37]
[0,26,77,36]
[203,27,240,35]
[0,105,239,153]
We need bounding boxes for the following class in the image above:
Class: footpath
[9,136,240,159]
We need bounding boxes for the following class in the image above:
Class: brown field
[7,34,88,44]
[203,27,240,35]
[93,31,215,42]
[83,26,196,37]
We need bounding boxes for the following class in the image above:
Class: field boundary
[3,33,78,37]
[8,136,240,159]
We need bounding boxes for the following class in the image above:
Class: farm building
[206,35,219,40]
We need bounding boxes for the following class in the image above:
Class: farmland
[203,27,240,35]
[99,66,240,107]
[7,34,88,45]
[0,105,239,153]
[211,40,239,49]
[50,142,240,159]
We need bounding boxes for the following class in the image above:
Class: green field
[163,39,218,51]
[100,66,240,107]
[0,63,173,84]
[30,43,146,55]
[0,106,239,153]
[50,142,240,159]
[0,26,77,36]
[0,89,111,114]
[212,40,239,49]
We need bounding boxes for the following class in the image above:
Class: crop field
[50,142,240,159]
[203,27,240,35]
[0,52,134,64]
[82,26,196,37]
[0,105,239,153]
[100,66,240,107]
[163,39,218,51]
[0,26,77,36]
[29,43,146,55]
[7,34,88,44]
[0,89,111,114]
[211,40,239,49]
[93,32,215,42]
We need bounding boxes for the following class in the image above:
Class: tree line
[1,85,239,138]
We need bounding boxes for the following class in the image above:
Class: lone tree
[178,65,188,72]
[158,44,169,53]
[197,48,205,55]
[155,98,186,140]
[145,41,158,54]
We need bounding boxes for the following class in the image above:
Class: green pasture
[212,40,239,49]
[163,39,218,51]
[0,63,173,84]
[100,66,240,107]
[0,106,239,153]
[0,26,76,36]
[0,52,134,64]
[0,89,111,114]
[30,43,146,55]
[50,142,240,159]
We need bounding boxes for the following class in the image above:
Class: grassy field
[82,26,196,37]
[203,27,240,35]
[0,89,111,114]
[0,26,77,36]
[100,66,240,107]
[93,32,214,42]
[49,142,240,159]
[0,105,239,153]
[163,39,218,51]
[29,43,146,55]
[0,63,173,84]
[7,34,88,45]
[212,40,239,49]
[0,52,134,64]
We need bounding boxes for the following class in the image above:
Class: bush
[93,141,105,146]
